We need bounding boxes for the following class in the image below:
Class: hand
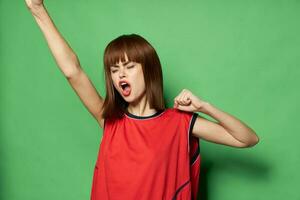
[25,0,44,11]
[173,89,209,113]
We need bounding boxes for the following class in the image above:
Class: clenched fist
[173,89,210,113]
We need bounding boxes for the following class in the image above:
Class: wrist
[197,101,212,114]
[29,4,45,16]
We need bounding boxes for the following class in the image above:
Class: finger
[179,91,189,104]
[174,96,179,105]
[174,101,178,108]
[174,89,187,105]
[176,103,189,112]
[177,91,184,104]
[174,94,183,105]
[174,97,179,107]
[182,92,191,104]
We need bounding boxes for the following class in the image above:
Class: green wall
[1,0,299,199]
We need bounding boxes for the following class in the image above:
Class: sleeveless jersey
[90,108,201,200]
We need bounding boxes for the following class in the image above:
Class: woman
[25,0,260,199]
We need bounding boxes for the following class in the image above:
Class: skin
[26,0,259,148]
[111,53,259,148]
[25,0,42,6]
[174,89,259,147]
[110,52,158,117]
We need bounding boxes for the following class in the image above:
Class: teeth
[120,82,129,87]
[120,82,129,90]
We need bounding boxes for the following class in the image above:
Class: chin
[121,94,133,101]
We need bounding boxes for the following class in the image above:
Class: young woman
[25,1,260,200]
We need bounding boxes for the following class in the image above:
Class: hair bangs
[104,36,145,70]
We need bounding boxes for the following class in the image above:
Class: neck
[126,93,157,117]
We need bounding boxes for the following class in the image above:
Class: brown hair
[101,33,166,120]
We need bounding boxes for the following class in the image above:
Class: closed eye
[111,65,134,73]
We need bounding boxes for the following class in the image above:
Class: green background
[1,0,299,199]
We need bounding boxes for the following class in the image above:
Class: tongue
[122,86,131,96]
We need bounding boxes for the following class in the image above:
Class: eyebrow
[111,61,132,68]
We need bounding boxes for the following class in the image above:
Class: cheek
[134,76,146,91]
[134,69,145,86]
[111,77,118,90]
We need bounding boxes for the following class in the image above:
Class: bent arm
[192,102,259,148]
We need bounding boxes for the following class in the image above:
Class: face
[110,52,146,103]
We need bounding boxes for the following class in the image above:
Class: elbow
[57,53,81,79]
[65,67,81,79]
[63,54,81,79]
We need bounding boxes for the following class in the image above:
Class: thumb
[173,101,178,108]
[176,104,187,111]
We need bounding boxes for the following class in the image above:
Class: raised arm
[25,0,105,128]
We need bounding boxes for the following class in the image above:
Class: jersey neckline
[125,108,167,120]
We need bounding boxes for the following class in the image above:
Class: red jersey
[90,108,201,200]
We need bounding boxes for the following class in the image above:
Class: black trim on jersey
[125,109,165,119]
[190,144,200,165]
[189,113,198,136]
[172,179,191,200]
[189,112,200,165]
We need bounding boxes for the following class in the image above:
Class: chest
[101,119,187,165]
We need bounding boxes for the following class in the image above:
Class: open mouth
[119,81,131,96]
[120,82,130,90]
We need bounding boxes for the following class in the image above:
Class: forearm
[29,5,80,77]
[200,102,259,146]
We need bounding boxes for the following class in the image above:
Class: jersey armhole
[188,112,199,153]
[188,112,198,137]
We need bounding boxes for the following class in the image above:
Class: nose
[118,67,127,78]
